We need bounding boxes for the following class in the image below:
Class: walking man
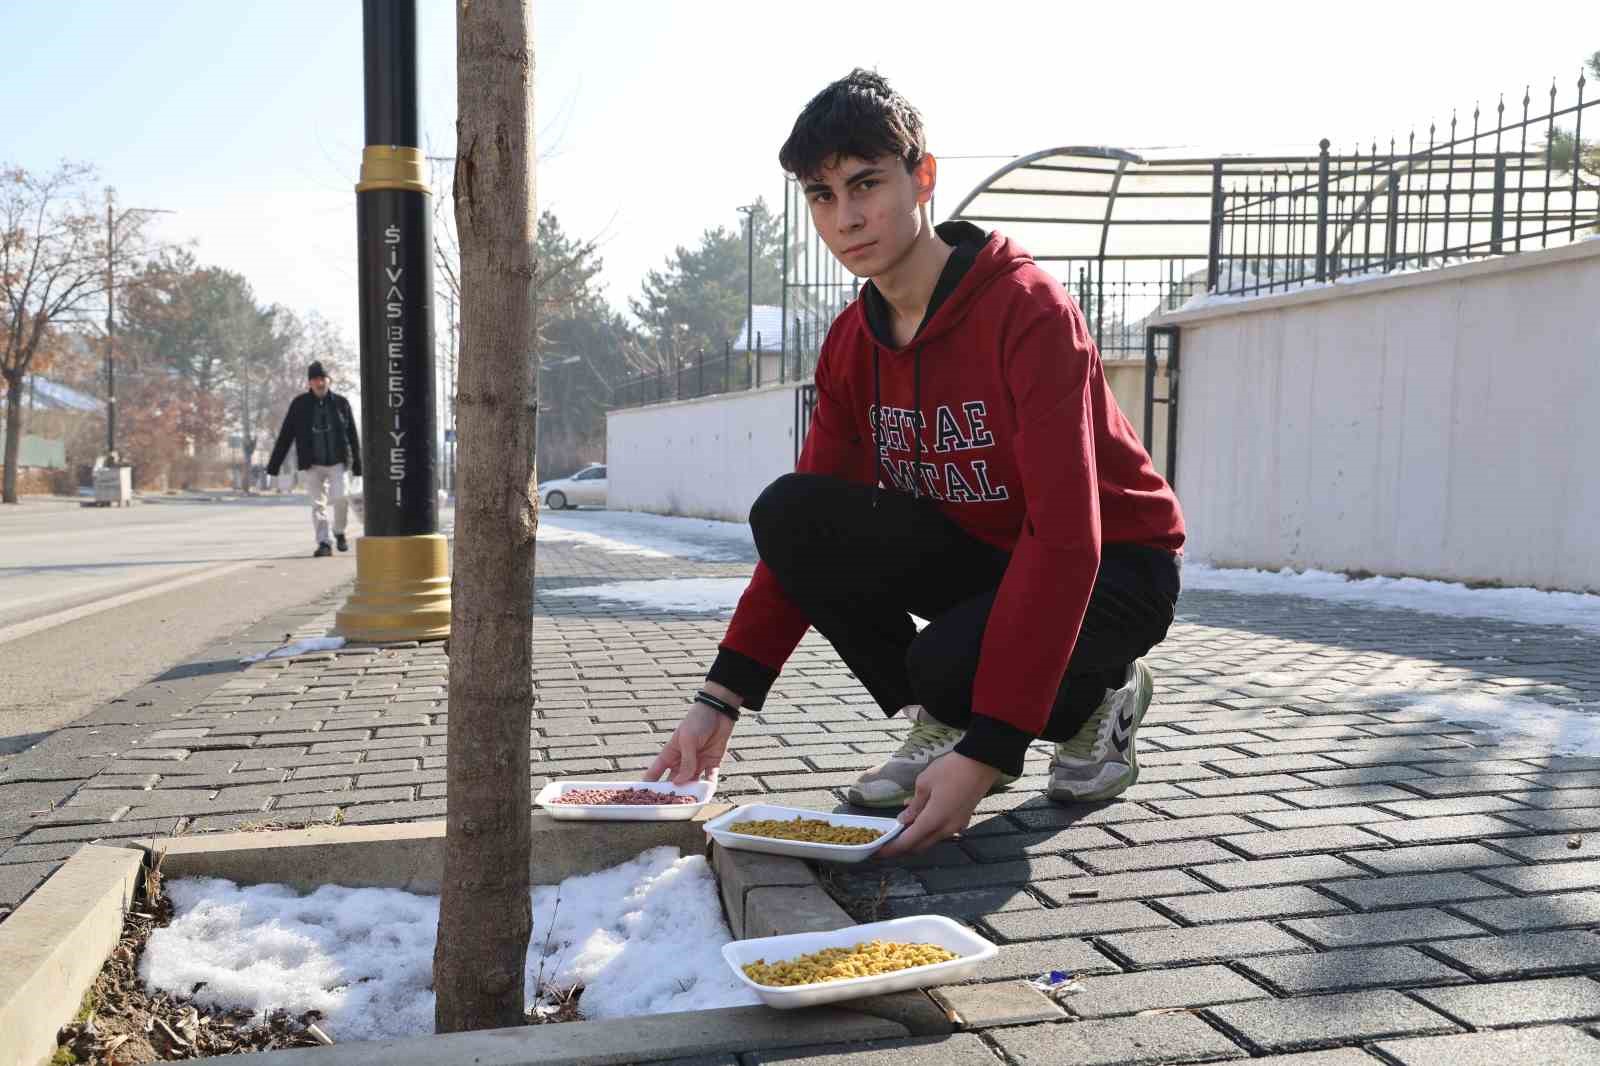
[266,361,363,557]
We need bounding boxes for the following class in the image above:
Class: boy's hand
[646,702,735,786]
[876,753,1000,858]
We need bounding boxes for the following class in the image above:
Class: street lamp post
[103,188,172,462]
[336,0,451,641]
[736,203,757,386]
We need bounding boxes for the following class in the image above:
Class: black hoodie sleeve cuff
[706,647,779,712]
[954,714,1035,778]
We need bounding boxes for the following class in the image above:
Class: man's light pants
[306,463,349,546]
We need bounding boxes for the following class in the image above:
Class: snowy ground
[547,576,749,614]
[140,847,759,1043]
[1182,563,1600,636]
[538,509,754,563]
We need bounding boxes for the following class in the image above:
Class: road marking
[0,559,269,646]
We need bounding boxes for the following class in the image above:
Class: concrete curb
[0,844,142,1066]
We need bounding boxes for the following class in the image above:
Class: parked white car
[538,463,607,510]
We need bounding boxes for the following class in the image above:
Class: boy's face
[801,153,936,280]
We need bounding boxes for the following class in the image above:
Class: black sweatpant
[747,473,1180,749]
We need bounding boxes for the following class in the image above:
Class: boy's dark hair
[778,69,926,180]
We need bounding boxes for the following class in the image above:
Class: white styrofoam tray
[533,777,716,821]
[702,803,903,863]
[723,915,998,1009]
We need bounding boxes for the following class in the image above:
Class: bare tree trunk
[3,372,24,503]
[433,0,538,1035]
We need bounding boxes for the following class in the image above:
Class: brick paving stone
[1063,964,1270,1018]
[1181,773,1320,797]
[1155,885,1348,924]
[1207,989,1459,1053]
[1149,730,1267,750]
[967,937,1122,982]
[1488,834,1600,863]
[340,799,448,823]
[1475,859,1600,893]
[883,887,1041,920]
[1282,908,1487,949]
[1426,930,1600,978]
[1289,784,1425,808]
[1249,806,1403,830]
[1204,754,1348,776]
[1099,920,1310,967]
[990,1011,1246,1065]
[1074,840,1239,873]
[1107,815,1261,844]
[1352,843,1522,875]
[916,855,1082,892]
[1006,802,1155,830]
[0,860,61,908]
[1374,795,1532,818]
[928,981,1063,1028]
[1220,826,1388,859]
[963,827,1125,861]
[1373,1025,1600,1065]
[1192,854,1368,889]
[1320,872,1506,911]
[1146,795,1294,818]
[1034,869,1215,905]
[1363,815,1528,844]
[1399,774,1547,798]
[1446,891,1600,933]
[1411,976,1600,1028]
[1494,807,1600,833]
[1,840,88,863]
[985,901,1174,940]
[1238,946,1469,995]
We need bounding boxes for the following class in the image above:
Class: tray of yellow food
[702,803,904,863]
[722,915,998,1008]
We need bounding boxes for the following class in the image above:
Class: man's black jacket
[266,391,363,476]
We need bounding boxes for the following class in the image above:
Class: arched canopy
[948,146,1237,264]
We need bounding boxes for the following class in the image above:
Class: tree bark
[433,0,538,1034]
[3,371,25,503]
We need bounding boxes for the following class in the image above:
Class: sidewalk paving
[3,515,1599,1064]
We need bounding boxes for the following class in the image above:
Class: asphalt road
[0,493,367,754]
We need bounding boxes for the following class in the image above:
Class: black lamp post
[336,0,451,640]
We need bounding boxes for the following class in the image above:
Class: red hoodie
[720,225,1184,743]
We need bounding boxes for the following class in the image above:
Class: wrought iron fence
[1211,75,1597,296]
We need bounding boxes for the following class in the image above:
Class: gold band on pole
[336,534,452,641]
[356,145,431,194]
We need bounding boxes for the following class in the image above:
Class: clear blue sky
[3,1,1589,344]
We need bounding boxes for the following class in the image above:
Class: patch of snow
[140,847,757,1043]
[1414,692,1600,758]
[538,510,753,562]
[241,636,346,663]
[1182,563,1600,635]
[546,578,747,614]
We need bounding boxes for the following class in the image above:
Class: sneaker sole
[1046,660,1153,804]
[847,772,1023,810]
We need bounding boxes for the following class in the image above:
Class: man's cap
[307,361,328,380]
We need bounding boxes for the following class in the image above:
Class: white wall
[606,383,804,522]
[1159,240,1600,592]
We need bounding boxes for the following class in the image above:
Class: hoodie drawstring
[872,347,882,508]
[912,348,922,500]
[872,344,924,505]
